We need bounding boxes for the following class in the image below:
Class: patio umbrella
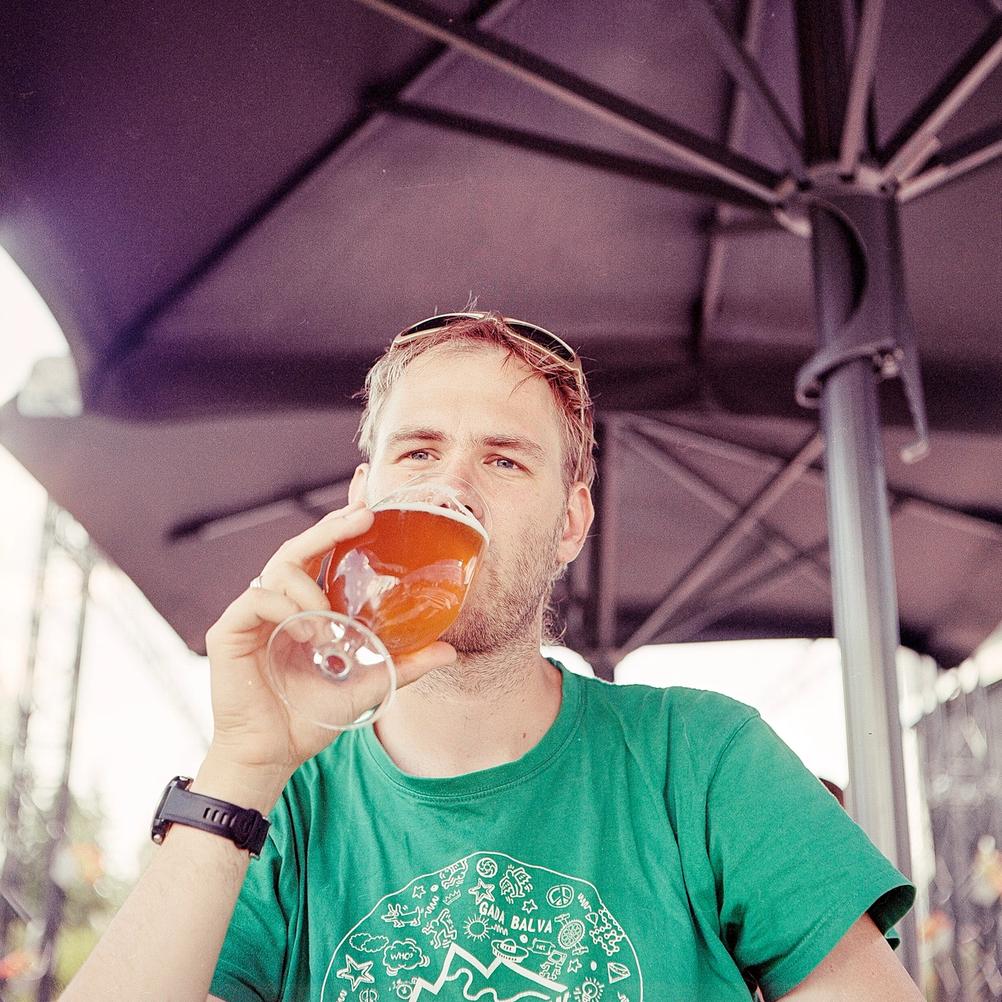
[2,0,1001,976]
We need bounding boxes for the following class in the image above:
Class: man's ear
[348,463,369,505]
[557,483,595,566]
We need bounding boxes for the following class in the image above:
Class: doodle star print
[320,851,642,1001]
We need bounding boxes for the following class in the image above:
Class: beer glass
[265,475,490,730]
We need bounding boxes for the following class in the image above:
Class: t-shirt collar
[358,658,584,800]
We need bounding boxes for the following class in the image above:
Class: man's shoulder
[579,671,758,730]
[573,672,760,763]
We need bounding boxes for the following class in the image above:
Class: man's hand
[202,500,457,805]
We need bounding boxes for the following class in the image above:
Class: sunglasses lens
[397,314,576,365]
[512,326,575,363]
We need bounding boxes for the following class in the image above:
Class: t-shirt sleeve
[209,818,297,1002]
[705,711,915,999]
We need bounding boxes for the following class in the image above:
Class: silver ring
[249,575,264,589]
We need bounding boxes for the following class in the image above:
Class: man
[63,312,921,1001]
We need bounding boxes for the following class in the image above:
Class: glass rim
[368,473,491,542]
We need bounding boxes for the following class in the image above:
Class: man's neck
[372,646,563,778]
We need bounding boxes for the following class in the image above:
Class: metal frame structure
[918,673,1002,1002]
[0,505,211,999]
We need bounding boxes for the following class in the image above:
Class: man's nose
[455,488,487,530]
[437,461,489,529]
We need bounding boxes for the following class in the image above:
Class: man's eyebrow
[480,435,547,463]
[384,427,448,450]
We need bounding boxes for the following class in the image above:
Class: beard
[416,511,564,696]
[448,518,562,652]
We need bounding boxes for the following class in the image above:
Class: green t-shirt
[211,663,913,1001]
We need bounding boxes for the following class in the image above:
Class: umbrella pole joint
[792,188,930,465]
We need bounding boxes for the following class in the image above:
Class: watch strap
[151,776,270,857]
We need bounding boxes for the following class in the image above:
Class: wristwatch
[151,776,270,858]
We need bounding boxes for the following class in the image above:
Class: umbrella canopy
[1,0,1000,670]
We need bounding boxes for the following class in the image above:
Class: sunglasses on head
[392,312,581,370]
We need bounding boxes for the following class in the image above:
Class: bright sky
[5,242,959,882]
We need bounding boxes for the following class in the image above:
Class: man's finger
[277,503,374,566]
[209,588,303,644]
[257,561,329,614]
[394,642,459,688]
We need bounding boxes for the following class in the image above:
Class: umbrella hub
[789,185,930,465]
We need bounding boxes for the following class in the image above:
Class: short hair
[356,313,596,490]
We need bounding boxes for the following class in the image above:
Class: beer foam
[370,500,490,544]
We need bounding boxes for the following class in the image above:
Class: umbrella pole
[795,3,919,980]
[793,0,917,977]
[809,204,918,979]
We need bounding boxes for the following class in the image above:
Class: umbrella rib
[87,0,514,401]
[700,0,773,348]
[631,414,789,468]
[621,421,831,589]
[704,216,788,237]
[382,98,772,211]
[628,538,830,653]
[897,120,1002,203]
[169,477,353,543]
[879,13,1002,183]
[891,490,1002,542]
[588,416,622,676]
[634,495,906,653]
[838,0,885,175]
[619,430,824,653]
[353,0,783,204]
[685,0,806,180]
[634,416,1002,542]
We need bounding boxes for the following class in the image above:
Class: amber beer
[324,502,489,656]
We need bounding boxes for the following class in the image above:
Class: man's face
[351,344,592,657]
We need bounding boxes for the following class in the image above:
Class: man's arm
[59,503,456,1001]
[59,755,288,1002]
[776,914,923,1001]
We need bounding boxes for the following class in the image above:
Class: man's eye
[405,450,433,461]
[492,457,521,471]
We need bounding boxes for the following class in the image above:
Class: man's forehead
[373,343,564,449]
[390,343,553,407]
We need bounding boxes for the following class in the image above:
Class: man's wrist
[192,750,293,815]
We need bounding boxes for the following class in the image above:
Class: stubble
[417,511,565,698]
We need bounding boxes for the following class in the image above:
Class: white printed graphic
[336,954,375,990]
[423,908,458,950]
[607,962,630,984]
[573,978,603,1001]
[382,939,430,977]
[547,885,574,909]
[477,858,499,878]
[321,852,643,1000]
[439,860,467,889]
[499,866,533,904]
[469,878,496,907]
